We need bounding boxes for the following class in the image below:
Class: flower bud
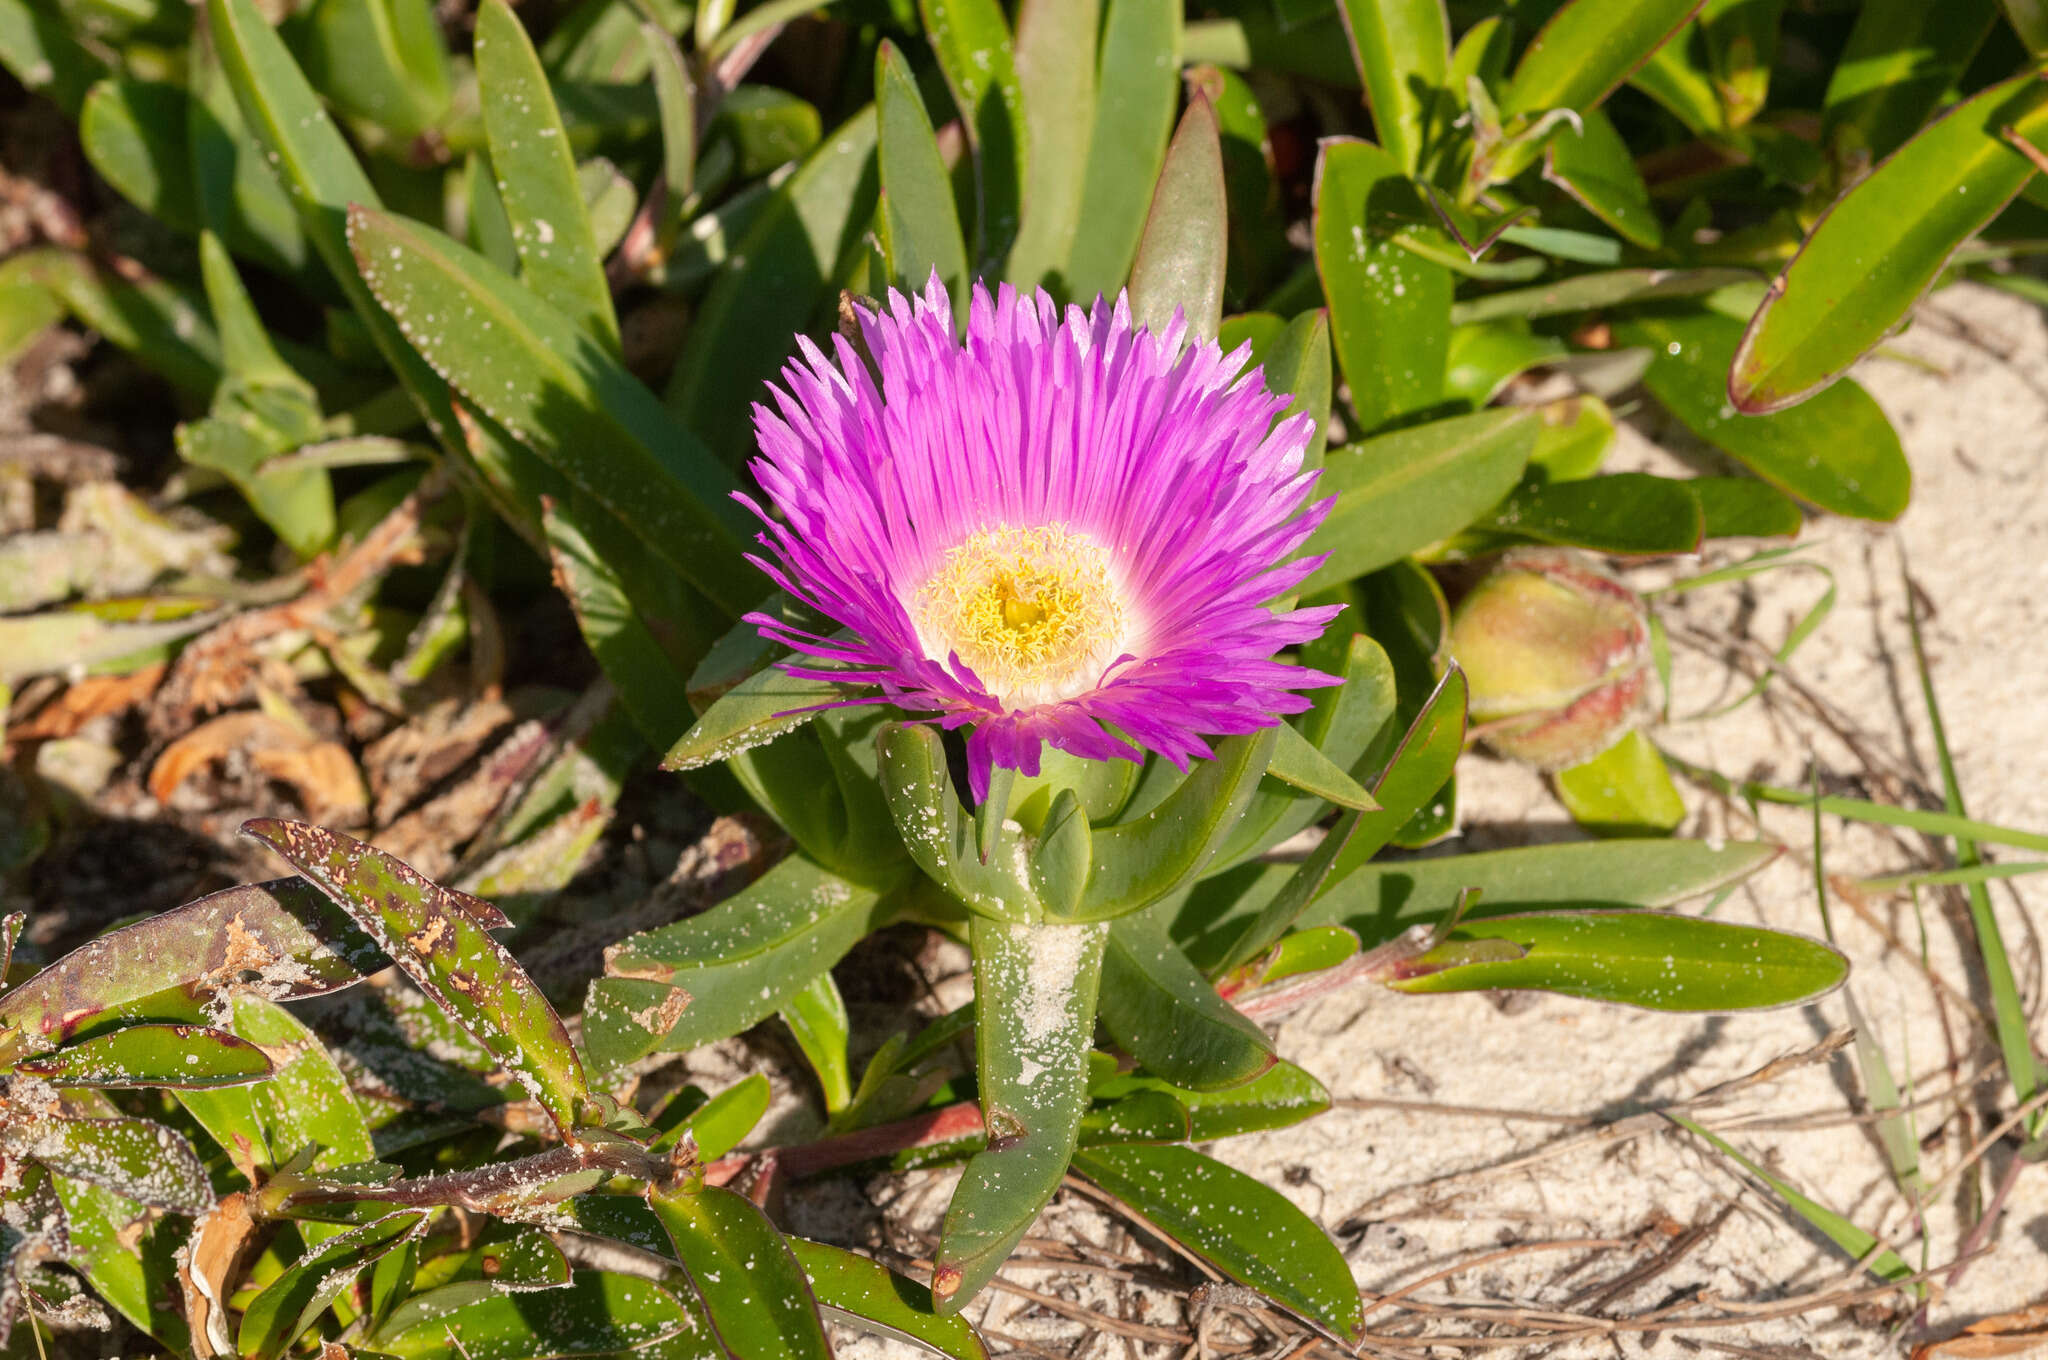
[1448,548,1655,771]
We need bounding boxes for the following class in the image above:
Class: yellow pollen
[912,524,1126,707]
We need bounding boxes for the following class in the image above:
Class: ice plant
[739,275,1343,801]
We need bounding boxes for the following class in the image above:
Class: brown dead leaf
[251,742,369,825]
[180,1192,258,1360]
[1915,1304,2048,1360]
[362,694,516,827]
[374,715,553,878]
[151,711,368,824]
[8,663,165,741]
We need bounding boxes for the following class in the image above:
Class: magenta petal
[742,274,1342,791]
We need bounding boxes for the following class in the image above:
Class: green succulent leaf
[1073,1142,1363,1342]
[7,1116,213,1215]
[667,108,879,464]
[1691,476,1802,539]
[347,206,755,615]
[648,1182,832,1360]
[1388,911,1847,1010]
[238,1211,428,1360]
[476,0,621,353]
[1731,73,2048,414]
[1618,309,1909,521]
[80,78,201,233]
[242,818,591,1137]
[1302,408,1536,592]
[1099,905,1275,1090]
[1501,0,1704,123]
[1484,472,1705,555]
[1823,0,1998,167]
[371,1271,716,1359]
[1128,90,1228,341]
[1335,0,1448,176]
[935,916,1107,1312]
[1313,138,1453,432]
[789,1237,991,1360]
[1543,106,1661,249]
[15,1024,273,1089]
[1091,1058,1331,1140]
[590,852,895,1067]
[1081,727,1279,920]
[1554,730,1688,836]
[0,877,382,1069]
[917,0,1026,268]
[1005,0,1100,288]
[783,973,854,1112]
[297,0,452,137]
[1068,0,1183,308]
[876,38,970,305]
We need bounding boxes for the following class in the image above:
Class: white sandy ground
[680,279,2048,1358]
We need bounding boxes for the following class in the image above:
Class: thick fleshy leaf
[935,917,1107,1311]
[371,1271,713,1359]
[1501,0,1704,121]
[16,1024,272,1089]
[1276,837,1780,945]
[1265,723,1378,811]
[1074,1143,1363,1341]
[1302,408,1536,591]
[1443,321,1566,405]
[1692,477,1802,539]
[188,31,310,281]
[658,1074,770,1162]
[298,0,451,137]
[175,994,374,1178]
[590,853,893,1068]
[22,248,221,399]
[1449,266,1754,325]
[789,1238,989,1360]
[1544,106,1660,249]
[347,207,755,615]
[1100,906,1274,1090]
[242,819,590,1137]
[1484,472,1704,554]
[1554,730,1687,836]
[1091,1059,1330,1140]
[12,1117,212,1215]
[1129,93,1227,341]
[1261,309,1333,470]
[1619,309,1909,521]
[80,78,201,232]
[1526,394,1615,481]
[783,972,854,1112]
[878,723,1038,921]
[666,108,879,464]
[0,878,382,1067]
[917,0,1026,268]
[1387,911,1847,1010]
[0,0,106,116]
[1082,728,1279,921]
[876,39,969,305]
[1731,73,2048,413]
[1313,138,1452,432]
[50,1174,189,1348]
[1005,0,1099,288]
[542,495,701,753]
[1822,0,1998,167]
[1335,0,1447,175]
[646,1184,830,1359]
[239,1211,427,1360]
[476,0,620,352]
[1064,0,1181,307]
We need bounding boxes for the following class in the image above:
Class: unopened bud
[1448,548,1654,770]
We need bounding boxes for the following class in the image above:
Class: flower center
[912,524,1126,707]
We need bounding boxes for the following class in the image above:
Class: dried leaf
[149,711,368,824]
[9,664,165,741]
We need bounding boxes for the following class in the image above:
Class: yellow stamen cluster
[912,524,1126,707]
